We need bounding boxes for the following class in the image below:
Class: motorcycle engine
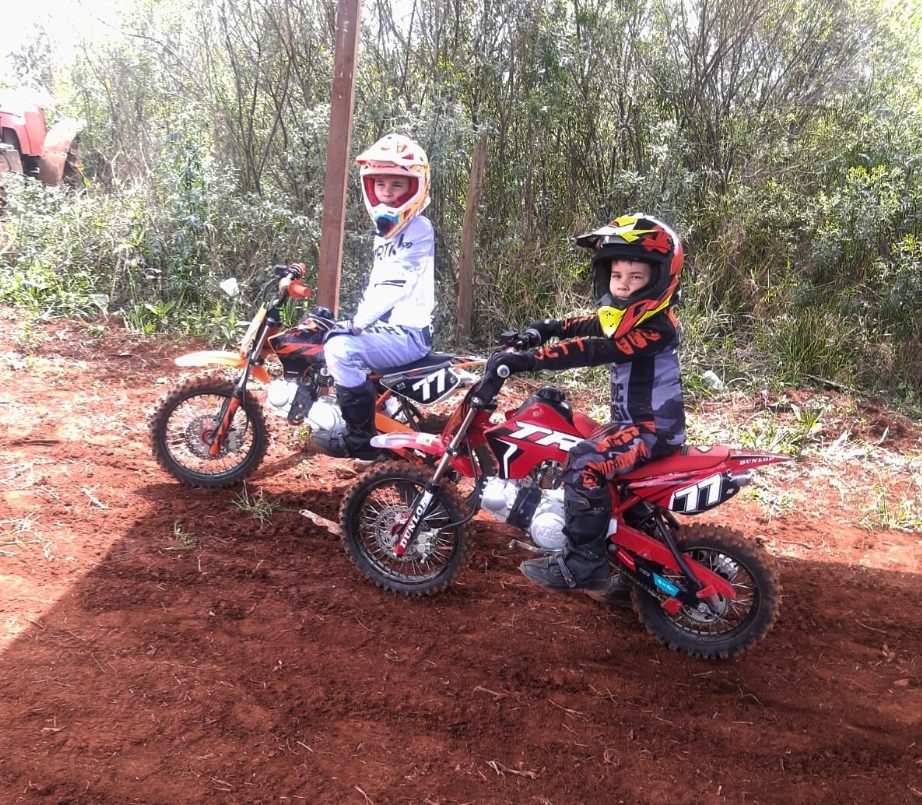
[528,488,567,551]
[266,379,344,436]
[305,395,345,437]
[480,477,567,551]
[266,378,299,418]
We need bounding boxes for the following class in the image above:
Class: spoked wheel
[150,375,269,487]
[631,524,781,659]
[339,462,469,596]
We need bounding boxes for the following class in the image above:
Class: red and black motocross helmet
[575,213,683,338]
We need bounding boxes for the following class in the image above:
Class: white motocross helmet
[355,133,430,240]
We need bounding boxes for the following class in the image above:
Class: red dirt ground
[0,309,920,804]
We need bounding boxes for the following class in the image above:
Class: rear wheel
[150,375,269,487]
[339,462,469,596]
[631,524,781,659]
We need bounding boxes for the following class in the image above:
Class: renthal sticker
[670,473,726,513]
[505,422,583,452]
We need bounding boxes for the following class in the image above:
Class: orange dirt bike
[337,330,789,659]
[149,267,481,488]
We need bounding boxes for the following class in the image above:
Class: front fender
[370,431,446,458]
[175,350,271,384]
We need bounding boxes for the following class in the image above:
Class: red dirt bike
[338,330,788,659]
[149,268,480,488]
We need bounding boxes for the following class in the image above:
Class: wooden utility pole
[456,133,488,342]
[316,0,362,315]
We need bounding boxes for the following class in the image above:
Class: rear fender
[37,117,84,185]
[175,350,271,384]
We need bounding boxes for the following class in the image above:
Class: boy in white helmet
[304,133,435,459]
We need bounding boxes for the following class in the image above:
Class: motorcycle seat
[378,352,456,377]
[620,445,731,479]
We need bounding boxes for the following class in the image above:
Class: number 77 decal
[670,473,725,513]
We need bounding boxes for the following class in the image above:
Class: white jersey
[352,215,435,331]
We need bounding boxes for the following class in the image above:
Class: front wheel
[150,375,269,487]
[339,462,469,596]
[631,524,781,660]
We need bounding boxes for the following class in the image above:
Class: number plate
[383,366,461,405]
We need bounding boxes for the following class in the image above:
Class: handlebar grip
[521,328,542,349]
[503,328,542,350]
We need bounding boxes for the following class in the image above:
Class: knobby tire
[150,375,269,488]
[339,461,469,596]
[630,524,781,660]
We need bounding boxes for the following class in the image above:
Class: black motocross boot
[519,487,612,593]
[312,380,379,460]
[583,501,656,606]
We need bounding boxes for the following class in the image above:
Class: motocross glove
[323,320,360,341]
[273,262,304,280]
[526,319,561,344]
[500,328,543,350]
[276,263,306,297]
[308,306,335,323]
[485,350,537,380]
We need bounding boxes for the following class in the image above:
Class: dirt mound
[1,310,920,803]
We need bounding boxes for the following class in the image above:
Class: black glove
[323,320,358,342]
[308,306,335,322]
[485,350,537,380]
[276,263,305,297]
[273,262,304,280]
[526,318,561,344]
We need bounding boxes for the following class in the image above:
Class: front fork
[392,405,483,557]
[205,322,274,456]
[207,393,243,456]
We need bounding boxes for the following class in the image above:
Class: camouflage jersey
[531,308,686,453]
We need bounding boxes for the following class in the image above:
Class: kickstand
[300,508,343,537]
[507,538,559,555]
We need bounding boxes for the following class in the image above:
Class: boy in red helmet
[283,133,435,459]
[484,213,686,595]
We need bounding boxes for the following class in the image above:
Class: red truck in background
[0,90,83,185]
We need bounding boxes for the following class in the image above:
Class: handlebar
[471,328,540,407]
[259,263,313,309]
[500,328,542,350]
